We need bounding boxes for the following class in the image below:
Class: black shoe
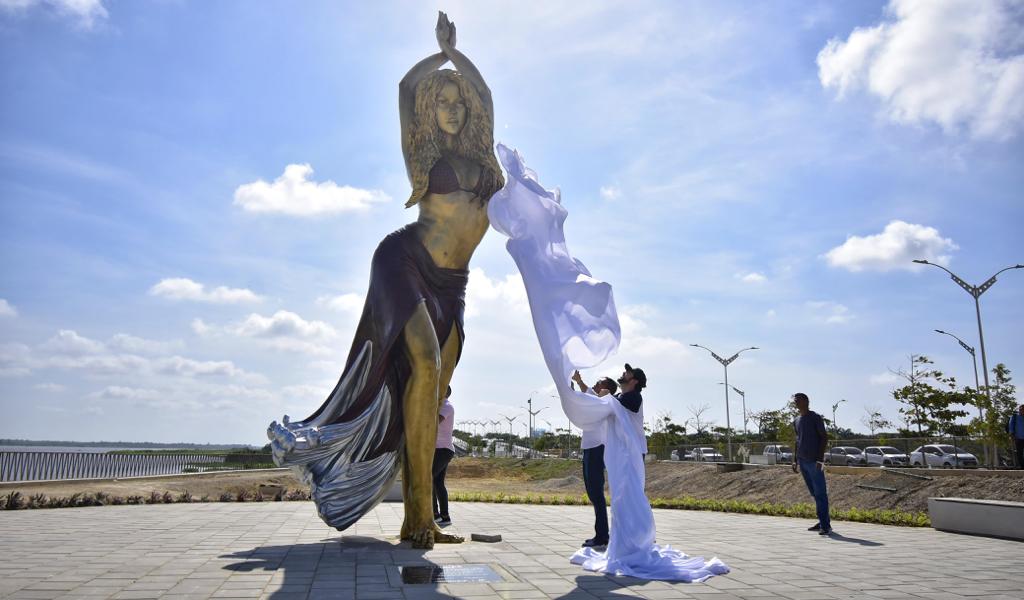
[818,528,833,536]
[437,516,452,526]
[807,523,821,531]
[582,537,608,548]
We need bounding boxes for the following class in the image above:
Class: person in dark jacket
[791,392,831,535]
[1008,404,1024,469]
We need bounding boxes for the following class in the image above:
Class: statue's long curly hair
[405,69,504,207]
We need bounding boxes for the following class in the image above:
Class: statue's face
[435,82,466,136]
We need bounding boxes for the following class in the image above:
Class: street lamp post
[831,399,846,439]
[935,329,982,418]
[915,260,1022,466]
[523,396,548,458]
[691,344,759,461]
[935,328,987,465]
[719,383,748,436]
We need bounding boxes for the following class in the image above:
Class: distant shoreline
[1,439,258,450]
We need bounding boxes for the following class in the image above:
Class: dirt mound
[641,462,1023,513]
[4,459,1020,515]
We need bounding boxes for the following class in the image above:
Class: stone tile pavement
[1,501,1021,599]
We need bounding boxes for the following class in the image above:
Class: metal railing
[0,452,276,482]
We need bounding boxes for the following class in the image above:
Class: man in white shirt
[572,371,618,548]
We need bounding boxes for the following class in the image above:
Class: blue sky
[1,0,1022,445]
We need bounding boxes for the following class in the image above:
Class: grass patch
[1,488,312,510]
[449,457,579,481]
[449,490,930,527]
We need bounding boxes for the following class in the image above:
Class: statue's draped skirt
[268,222,466,530]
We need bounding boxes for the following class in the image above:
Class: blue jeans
[798,458,830,530]
[582,445,608,542]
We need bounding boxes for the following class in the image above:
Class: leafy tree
[751,406,796,442]
[860,405,894,436]
[969,363,1018,466]
[648,411,686,451]
[685,403,715,440]
[775,399,800,446]
[890,355,969,438]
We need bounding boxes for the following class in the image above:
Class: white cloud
[317,293,363,313]
[108,333,182,355]
[806,301,854,325]
[33,382,66,392]
[824,220,957,272]
[45,353,149,375]
[817,0,1024,140]
[0,0,108,29]
[0,299,16,317]
[233,164,388,216]
[599,185,621,200]
[193,310,339,355]
[0,343,32,377]
[150,278,262,304]
[88,385,161,402]
[281,384,329,402]
[736,272,766,284]
[869,371,903,385]
[40,329,105,355]
[465,268,529,319]
[232,310,336,340]
[191,318,211,336]
[153,356,246,378]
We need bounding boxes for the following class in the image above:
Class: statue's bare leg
[399,302,444,548]
[431,325,464,544]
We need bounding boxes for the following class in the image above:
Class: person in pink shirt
[433,386,457,525]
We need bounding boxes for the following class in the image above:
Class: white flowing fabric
[488,144,729,582]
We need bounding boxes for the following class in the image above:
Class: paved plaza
[1,501,1021,600]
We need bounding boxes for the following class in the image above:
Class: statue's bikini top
[427,158,484,196]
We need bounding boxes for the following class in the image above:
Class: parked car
[864,446,909,467]
[670,449,681,461]
[910,445,979,468]
[692,447,725,462]
[762,445,793,463]
[823,446,867,466]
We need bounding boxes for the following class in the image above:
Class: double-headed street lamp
[935,328,987,465]
[913,260,1022,410]
[934,329,982,417]
[719,383,748,437]
[691,344,759,461]
[500,414,518,437]
[523,395,548,441]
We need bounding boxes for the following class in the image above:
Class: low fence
[0,452,276,482]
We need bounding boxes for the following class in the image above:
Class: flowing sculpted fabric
[488,144,730,582]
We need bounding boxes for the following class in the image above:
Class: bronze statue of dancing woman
[267,12,502,550]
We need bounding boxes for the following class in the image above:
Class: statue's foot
[408,527,435,549]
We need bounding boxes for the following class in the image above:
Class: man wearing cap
[571,363,647,548]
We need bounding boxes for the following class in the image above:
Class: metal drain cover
[400,564,503,584]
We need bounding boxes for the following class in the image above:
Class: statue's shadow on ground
[219,537,438,598]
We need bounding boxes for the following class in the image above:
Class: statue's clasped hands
[436,11,457,53]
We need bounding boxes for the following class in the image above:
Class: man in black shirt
[791,392,831,535]
[571,363,647,548]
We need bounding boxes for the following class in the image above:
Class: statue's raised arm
[399,11,502,208]
[434,13,492,112]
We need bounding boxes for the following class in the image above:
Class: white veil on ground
[487,143,729,582]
